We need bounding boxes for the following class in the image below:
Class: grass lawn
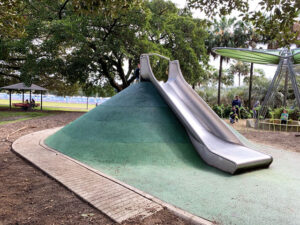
[0,99,96,112]
[0,111,51,125]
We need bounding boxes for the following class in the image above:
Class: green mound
[45,82,201,167]
[45,82,300,225]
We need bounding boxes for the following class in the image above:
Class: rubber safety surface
[46,83,300,225]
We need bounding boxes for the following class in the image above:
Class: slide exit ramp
[140,54,273,174]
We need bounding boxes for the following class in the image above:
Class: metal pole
[248,63,254,109]
[41,91,43,111]
[218,56,223,105]
[283,68,289,107]
[267,64,285,109]
[9,90,11,110]
[258,59,284,120]
[287,59,300,108]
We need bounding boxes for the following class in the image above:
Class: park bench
[13,103,40,110]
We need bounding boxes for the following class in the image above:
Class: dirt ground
[0,112,299,225]
[0,111,190,225]
[228,119,300,152]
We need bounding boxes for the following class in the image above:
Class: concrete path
[12,128,212,225]
[12,128,162,223]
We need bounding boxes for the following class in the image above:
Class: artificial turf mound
[45,82,201,166]
[45,82,300,225]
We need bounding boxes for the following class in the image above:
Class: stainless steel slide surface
[140,54,273,174]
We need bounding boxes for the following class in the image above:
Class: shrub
[287,107,300,120]
[212,105,224,117]
[211,104,253,119]
[224,105,233,118]
[272,107,283,119]
[239,106,252,119]
[264,107,299,120]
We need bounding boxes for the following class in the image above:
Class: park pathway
[12,128,212,225]
[12,128,162,223]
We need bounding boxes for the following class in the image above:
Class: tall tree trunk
[238,73,241,86]
[283,69,288,107]
[248,63,253,109]
[218,56,223,105]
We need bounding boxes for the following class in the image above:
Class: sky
[170,0,278,86]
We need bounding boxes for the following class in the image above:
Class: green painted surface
[214,48,281,65]
[46,82,300,225]
[293,50,300,64]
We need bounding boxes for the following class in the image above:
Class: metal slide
[140,54,273,174]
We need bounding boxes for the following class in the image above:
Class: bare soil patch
[0,116,28,122]
[227,119,300,152]
[0,111,192,225]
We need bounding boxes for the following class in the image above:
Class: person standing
[232,96,241,120]
[229,106,238,124]
[280,109,289,124]
[133,63,141,83]
[253,100,260,118]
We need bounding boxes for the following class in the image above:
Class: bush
[224,105,233,118]
[258,106,272,119]
[272,107,283,119]
[265,107,299,120]
[287,107,300,120]
[211,104,253,119]
[212,105,224,117]
[239,106,252,119]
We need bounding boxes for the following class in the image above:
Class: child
[280,109,288,124]
[230,106,238,124]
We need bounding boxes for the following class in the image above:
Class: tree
[0,0,141,39]
[146,0,209,86]
[0,0,28,39]
[205,68,234,87]
[188,0,300,47]
[227,61,249,86]
[207,17,246,105]
[243,68,268,104]
[0,0,209,94]
[0,0,142,94]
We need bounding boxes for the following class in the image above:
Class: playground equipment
[246,118,300,132]
[213,48,300,122]
[140,53,273,174]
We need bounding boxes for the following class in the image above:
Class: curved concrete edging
[12,127,213,225]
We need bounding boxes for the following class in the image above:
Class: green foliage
[206,68,234,87]
[0,0,141,39]
[269,107,300,120]
[197,87,218,105]
[188,0,300,47]
[223,105,233,118]
[239,106,252,119]
[212,105,224,117]
[0,0,28,38]
[206,16,253,104]
[288,108,300,121]
[211,104,252,119]
[0,0,209,96]
[227,61,249,86]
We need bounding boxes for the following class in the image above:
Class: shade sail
[213,48,281,65]
[293,49,300,64]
